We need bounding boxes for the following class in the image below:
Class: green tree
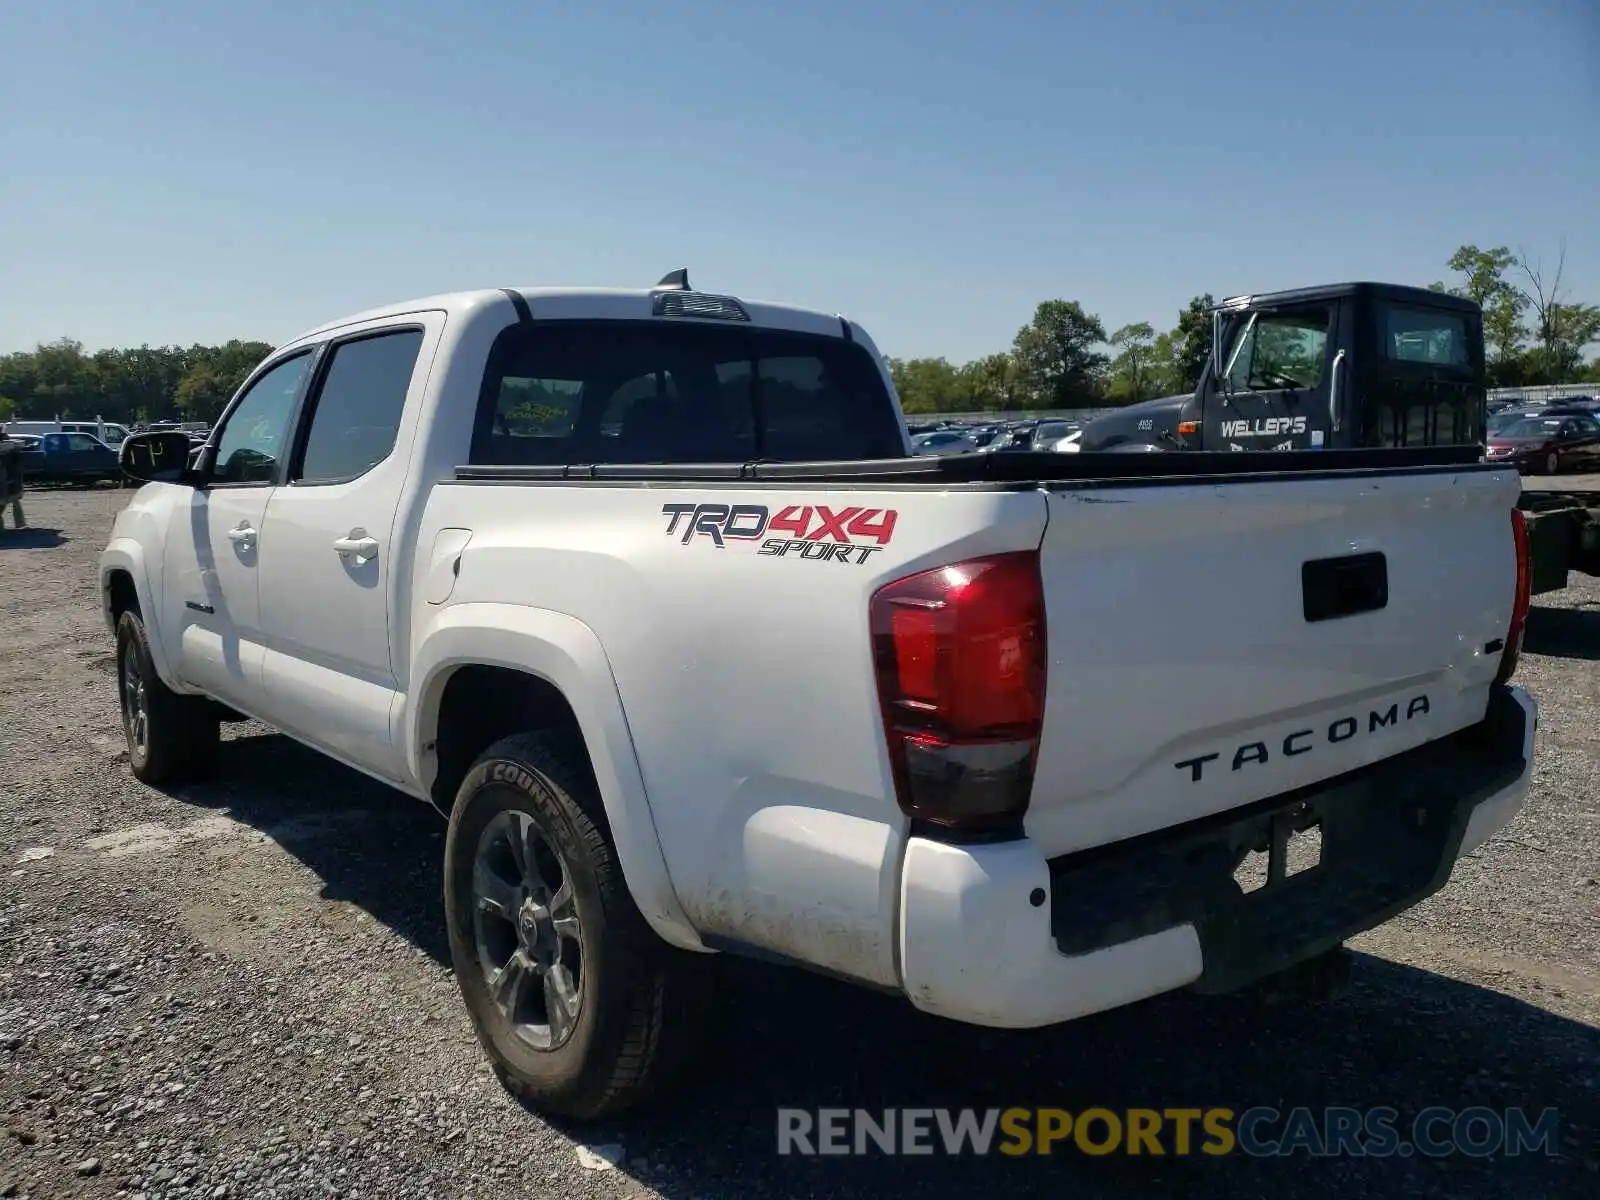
[207,340,274,401]
[1512,242,1600,384]
[1430,244,1527,384]
[175,363,230,421]
[1169,294,1215,392]
[958,353,1020,411]
[886,356,964,414]
[1011,300,1108,407]
[1107,322,1160,405]
[1524,302,1600,382]
[1146,330,1178,396]
[28,337,92,416]
[0,338,272,425]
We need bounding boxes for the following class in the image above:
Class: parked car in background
[1539,400,1600,417]
[1045,428,1084,453]
[985,421,1041,452]
[1029,420,1077,449]
[910,429,978,455]
[21,431,123,484]
[3,419,131,447]
[1488,409,1532,435]
[1485,412,1600,475]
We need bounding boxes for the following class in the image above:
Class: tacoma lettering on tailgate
[660,503,897,565]
[1174,695,1431,782]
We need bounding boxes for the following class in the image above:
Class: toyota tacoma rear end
[102,275,1538,1118]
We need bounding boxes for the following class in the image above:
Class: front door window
[212,353,313,485]
[1223,310,1331,393]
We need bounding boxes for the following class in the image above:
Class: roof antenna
[655,268,690,291]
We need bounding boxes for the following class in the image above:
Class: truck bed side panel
[412,481,1049,986]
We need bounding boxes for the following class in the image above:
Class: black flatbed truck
[1078,281,1598,593]
[1519,477,1600,594]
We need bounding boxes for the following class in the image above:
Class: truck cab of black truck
[1081,282,1486,455]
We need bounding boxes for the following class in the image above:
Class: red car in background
[1485,411,1600,475]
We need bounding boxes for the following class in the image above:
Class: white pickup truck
[101,274,1538,1119]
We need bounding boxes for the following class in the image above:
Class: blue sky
[2,0,1596,361]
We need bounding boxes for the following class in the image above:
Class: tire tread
[115,612,220,785]
[448,731,709,1119]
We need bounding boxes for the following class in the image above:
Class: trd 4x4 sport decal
[660,503,898,565]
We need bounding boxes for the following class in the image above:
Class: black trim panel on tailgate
[1302,551,1388,623]
[1047,686,1528,994]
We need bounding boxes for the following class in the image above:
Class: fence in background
[915,386,1597,426]
[1489,385,1596,404]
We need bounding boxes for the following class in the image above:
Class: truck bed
[1520,472,1600,494]
[1517,473,1600,593]
[456,444,1487,486]
[429,449,1523,981]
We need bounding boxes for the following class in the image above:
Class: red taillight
[869,552,1047,830]
[1495,509,1531,685]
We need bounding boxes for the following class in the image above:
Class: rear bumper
[896,685,1537,1028]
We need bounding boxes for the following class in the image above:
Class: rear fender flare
[409,603,704,951]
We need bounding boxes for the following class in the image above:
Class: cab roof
[282,285,852,350]
[1215,281,1480,314]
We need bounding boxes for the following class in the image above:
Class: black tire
[1543,451,1560,476]
[443,732,712,1120]
[115,611,220,785]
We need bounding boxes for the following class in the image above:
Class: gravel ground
[2,485,1597,1200]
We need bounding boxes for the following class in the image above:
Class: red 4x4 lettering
[768,506,812,539]
[845,508,897,545]
[805,506,863,542]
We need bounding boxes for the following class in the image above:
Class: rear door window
[294,329,424,484]
[472,322,901,466]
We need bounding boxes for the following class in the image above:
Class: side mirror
[120,432,198,485]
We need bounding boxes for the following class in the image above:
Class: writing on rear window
[661,502,898,565]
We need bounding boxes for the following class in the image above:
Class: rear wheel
[443,733,712,1119]
[115,611,219,784]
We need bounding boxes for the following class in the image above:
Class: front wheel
[115,611,219,784]
[1543,451,1560,475]
[443,733,712,1120]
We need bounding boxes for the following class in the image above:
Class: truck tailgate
[1025,466,1522,858]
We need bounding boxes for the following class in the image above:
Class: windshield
[1493,418,1560,440]
[1487,411,1532,433]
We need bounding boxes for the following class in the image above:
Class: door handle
[333,532,379,564]
[1328,349,1347,435]
[226,523,256,546]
